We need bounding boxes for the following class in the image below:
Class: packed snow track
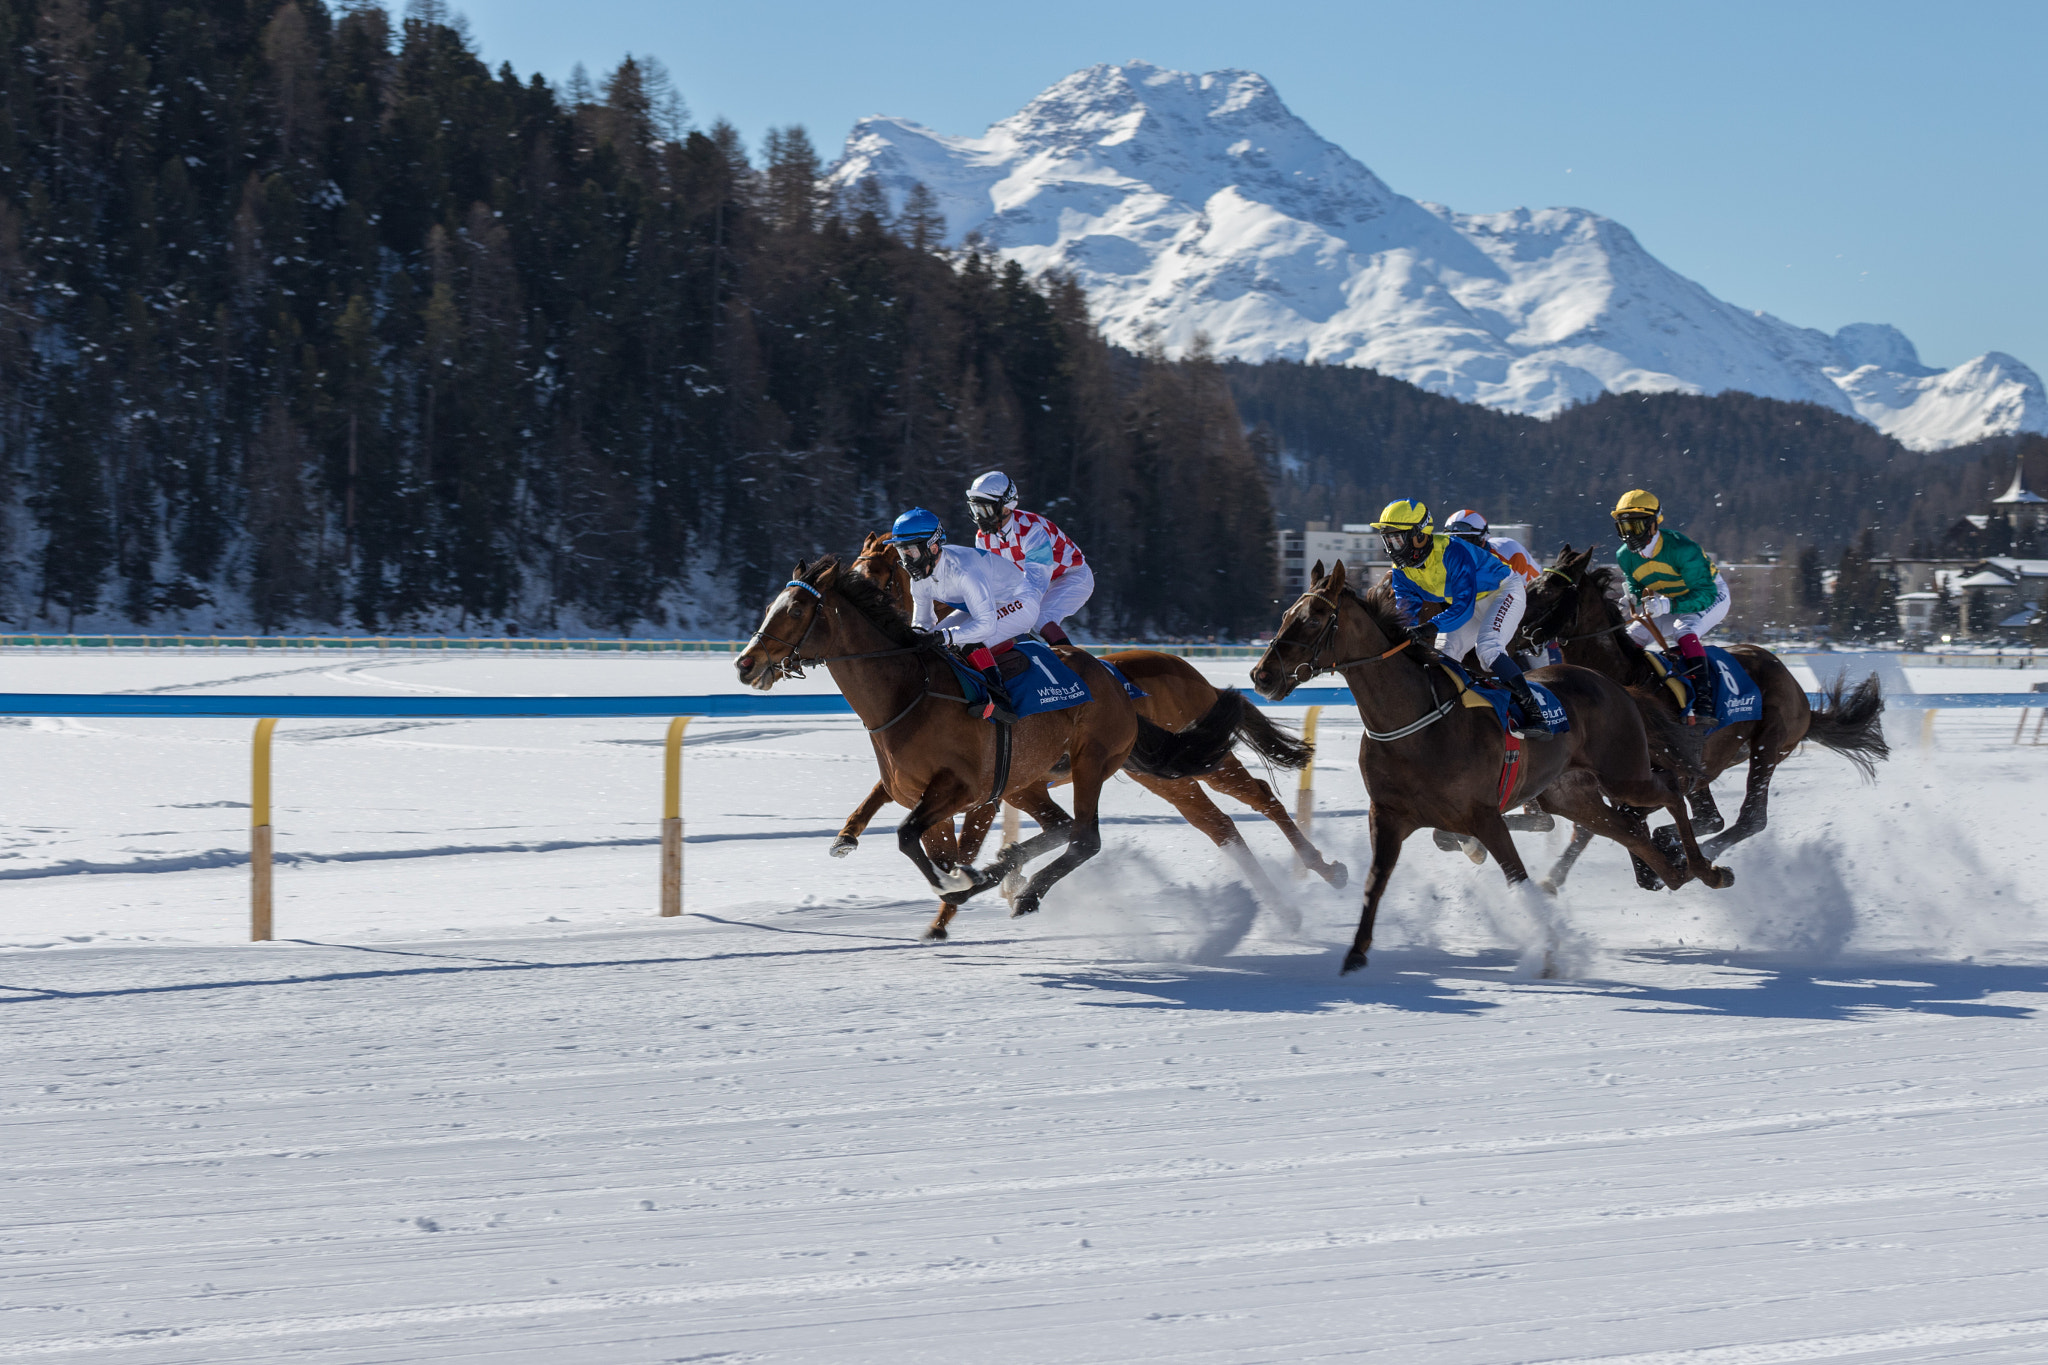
[3,654,2045,1363]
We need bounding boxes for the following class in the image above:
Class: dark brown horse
[1518,546,1887,888]
[1250,560,1733,974]
[829,534,1348,903]
[736,556,1244,938]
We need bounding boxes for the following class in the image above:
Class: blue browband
[786,579,822,599]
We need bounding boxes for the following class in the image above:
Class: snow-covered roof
[1962,514,1991,530]
[1993,466,2048,505]
[1957,570,2020,589]
[1895,591,1941,602]
[1983,557,2048,578]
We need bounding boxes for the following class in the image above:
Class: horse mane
[1354,574,1412,644]
[801,555,920,648]
[1577,562,1661,688]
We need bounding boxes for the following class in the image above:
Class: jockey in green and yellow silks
[1375,499,1556,739]
[1613,489,1731,720]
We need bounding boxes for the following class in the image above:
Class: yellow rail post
[660,716,693,916]
[251,718,279,941]
[1919,708,1938,750]
[1292,704,1323,878]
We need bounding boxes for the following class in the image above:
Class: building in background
[1275,521,1533,598]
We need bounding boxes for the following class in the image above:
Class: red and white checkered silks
[975,509,1087,580]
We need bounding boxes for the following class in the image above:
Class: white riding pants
[1626,574,1730,649]
[1440,580,1525,674]
[1034,563,1094,631]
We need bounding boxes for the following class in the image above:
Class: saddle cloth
[1649,646,1763,730]
[945,639,1093,721]
[1098,659,1148,701]
[1435,657,1571,737]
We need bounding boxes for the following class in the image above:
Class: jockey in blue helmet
[885,507,1045,723]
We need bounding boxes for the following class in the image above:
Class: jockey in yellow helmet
[1613,489,1731,720]
[1373,499,1555,739]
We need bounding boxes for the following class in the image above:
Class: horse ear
[793,559,808,580]
[814,560,838,589]
[861,532,881,552]
[1310,559,1326,584]
[1328,559,1349,593]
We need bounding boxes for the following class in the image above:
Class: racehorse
[1250,560,1733,975]
[1518,546,1887,888]
[831,534,1349,903]
[736,557,1246,939]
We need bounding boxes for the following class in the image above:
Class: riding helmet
[887,507,947,581]
[1444,508,1489,542]
[1371,499,1436,569]
[1612,488,1663,553]
[965,471,1018,536]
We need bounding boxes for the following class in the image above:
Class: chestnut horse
[736,556,1244,938]
[1250,560,1733,974]
[830,534,1349,903]
[1519,546,1887,888]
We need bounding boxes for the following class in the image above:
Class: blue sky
[451,0,2046,374]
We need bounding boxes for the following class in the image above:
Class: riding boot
[1684,654,1717,723]
[965,645,1018,724]
[1038,620,1071,647]
[1493,656,1557,741]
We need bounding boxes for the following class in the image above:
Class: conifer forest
[0,0,2031,638]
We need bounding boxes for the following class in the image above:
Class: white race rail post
[251,717,279,941]
[660,716,693,916]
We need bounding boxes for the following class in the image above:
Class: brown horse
[1250,560,1733,975]
[1518,546,1888,888]
[830,534,1348,903]
[736,556,1244,938]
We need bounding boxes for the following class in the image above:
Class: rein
[754,577,972,733]
[1270,588,1455,742]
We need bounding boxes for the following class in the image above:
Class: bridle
[746,574,971,734]
[1266,586,1415,686]
[747,578,922,682]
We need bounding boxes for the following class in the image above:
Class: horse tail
[1804,672,1889,781]
[1126,689,1249,781]
[1229,697,1314,770]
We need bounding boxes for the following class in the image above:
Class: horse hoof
[935,865,974,894]
[1010,897,1040,919]
[1323,860,1350,890]
[1462,837,1488,865]
[829,837,857,859]
[1431,829,1461,853]
[1709,865,1736,890]
[921,925,948,942]
[1536,879,1559,896]
[1340,947,1368,975]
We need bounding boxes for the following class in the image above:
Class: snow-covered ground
[5,655,2047,1362]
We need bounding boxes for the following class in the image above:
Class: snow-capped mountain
[830,62,2047,451]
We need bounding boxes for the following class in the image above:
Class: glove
[1641,595,1671,617]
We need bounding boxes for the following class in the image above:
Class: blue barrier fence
[0,688,2041,718]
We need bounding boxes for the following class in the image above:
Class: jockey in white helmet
[1442,509,1539,585]
[966,471,1092,647]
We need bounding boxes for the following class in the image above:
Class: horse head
[736,558,839,690]
[851,531,913,615]
[1252,558,1366,700]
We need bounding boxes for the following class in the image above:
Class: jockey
[1612,489,1730,721]
[887,506,1043,724]
[1374,499,1555,739]
[1443,509,1539,584]
[966,471,1091,647]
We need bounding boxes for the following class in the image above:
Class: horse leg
[1345,803,1414,974]
[1201,757,1348,888]
[982,786,1074,885]
[895,784,976,941]
[956,802,1000,866]
[1129,771,1296,927]
[1011,745,1112,919]
[833,780,893,857]
[1541,824,1596,894]
[1686,784,1726,836]
[1700,741,1783,861]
